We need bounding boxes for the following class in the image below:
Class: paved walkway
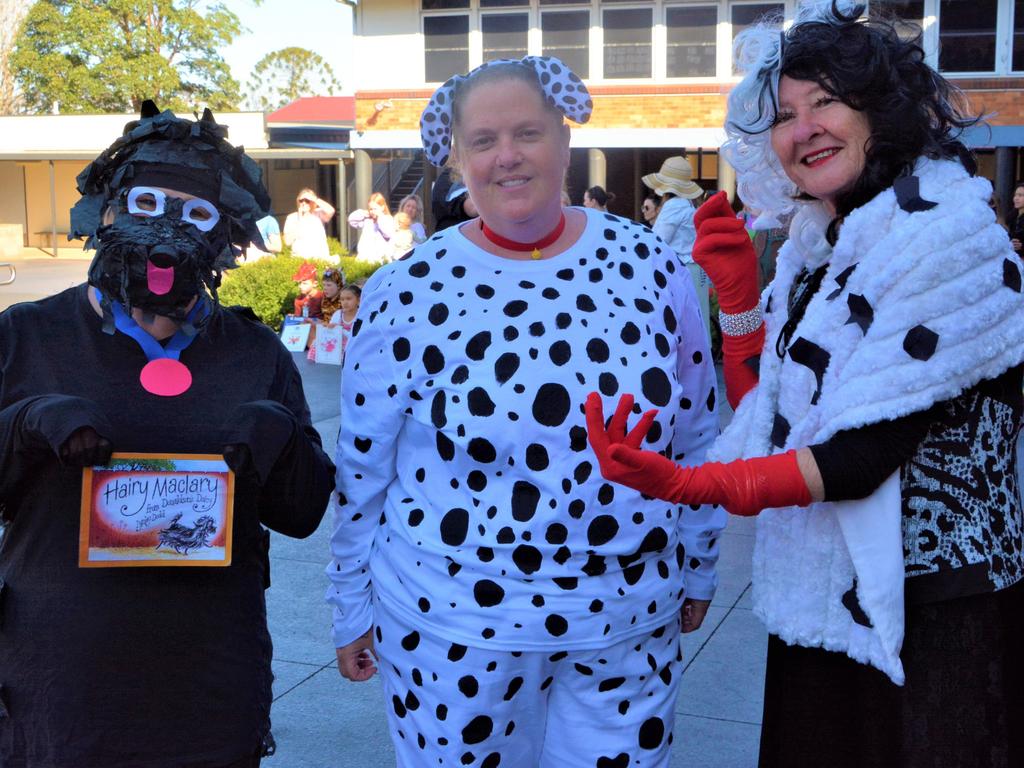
[275,357,765,768]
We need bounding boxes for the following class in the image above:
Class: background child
[320,268,345,320]
[390,212,415,261]
[329,285,361,359]
[291,262,322,320]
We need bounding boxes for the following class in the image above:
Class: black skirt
[758,579,1024,768]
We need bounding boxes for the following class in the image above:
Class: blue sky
[220,0,355,97]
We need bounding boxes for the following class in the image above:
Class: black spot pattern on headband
[419,56,592,167]
[903,325,939,361]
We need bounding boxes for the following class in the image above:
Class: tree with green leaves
[11,0,244,114]
[245,46,341,112]
[0,0,31,114]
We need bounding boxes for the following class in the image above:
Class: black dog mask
[71,101,270,325]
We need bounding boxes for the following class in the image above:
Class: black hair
[643,192,662,209]
[341,284,362,298]
[779,2,980,221]
[585,186,615,207]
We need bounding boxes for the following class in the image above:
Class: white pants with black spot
[374,597,683,768]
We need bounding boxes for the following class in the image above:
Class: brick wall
[354,78,1024,137]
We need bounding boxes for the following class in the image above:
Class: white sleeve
[329,309,342,325]
[325,277,404,647]
[668,259,726,601]
[652,201,682,246]
[347,209,370,228]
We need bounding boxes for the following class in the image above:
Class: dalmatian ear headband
[420,56,593,168]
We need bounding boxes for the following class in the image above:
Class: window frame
[480,9,532,62]
[663,2,721,81]
[934,0,1001,75]
[422,11,473,84]
[540,7,593,79]
[600,4,656,81]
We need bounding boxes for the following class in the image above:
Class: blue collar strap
[96,287,208,362]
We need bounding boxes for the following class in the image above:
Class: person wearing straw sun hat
[643,156,711,342]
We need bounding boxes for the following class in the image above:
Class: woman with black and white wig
[586,1,1024,765]
[328,56,722,766]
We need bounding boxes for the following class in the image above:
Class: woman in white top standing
[643,157,710,342]
[283,187,335,262]
[348,192,396,264]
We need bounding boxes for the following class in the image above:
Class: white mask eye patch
[127,186,166,217]
[125,187,220,232]
[182,198,220,232]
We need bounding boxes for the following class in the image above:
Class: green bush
[218,254,382,331]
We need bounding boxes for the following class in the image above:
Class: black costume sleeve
[431,168,471,232]
[220,355,335,539]
[809,408,936,502]
[0,395,113,520]
[811,366,1023,501]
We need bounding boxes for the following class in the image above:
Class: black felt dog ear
[201,107,216,124]
[140,100,160,119]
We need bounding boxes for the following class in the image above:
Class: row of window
[422,0,1024,82]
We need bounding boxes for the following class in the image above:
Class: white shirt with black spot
[328,207,724,650]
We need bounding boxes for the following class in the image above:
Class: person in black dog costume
[0,102,334,767]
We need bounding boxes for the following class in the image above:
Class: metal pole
[337,158,349,251]
[587,148,607,190]
[995,146,1016,222]
[422,158,436,234]
[48,160,58,258]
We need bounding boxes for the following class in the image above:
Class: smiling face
[453,77,570,240]
[770,76,872,214]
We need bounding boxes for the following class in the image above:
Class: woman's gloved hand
[585,393,812,516]
[693,191,765,408]
[692,191,760,315]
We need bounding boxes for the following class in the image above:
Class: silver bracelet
[719,307,764,336]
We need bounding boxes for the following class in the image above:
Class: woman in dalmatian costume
[327,56,724,767]
[587,3,1024,767]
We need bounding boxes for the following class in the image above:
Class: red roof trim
[267,97,356,123]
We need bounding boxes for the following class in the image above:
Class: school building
[2,0,1023,257]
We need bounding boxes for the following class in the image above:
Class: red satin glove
[692,191,760,316]
[693,191,764,408]
[586,393,812,516]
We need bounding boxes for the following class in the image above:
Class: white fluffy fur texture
[709,158,1024,683]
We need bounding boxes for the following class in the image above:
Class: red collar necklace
[480,212,566,260]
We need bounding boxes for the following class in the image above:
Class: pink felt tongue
[146,261,175,295]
